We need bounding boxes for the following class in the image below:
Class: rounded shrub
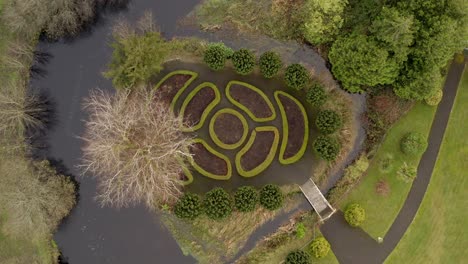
[285,250,311,264]
[309,237,331,259]
[284,64,310,90]
[203,188,233,220]
[315,110,342,134]
[174,193,203,220]
[259,184,284,211]
[232,48,256,75]
[397,163,417,182]
[203,43,232,71]
[234,186,259,212]
[425,89,443,106]
[344,203,366,227]
[400,132,428,155]
[306,83,327,107]
[313,135,340,161]
[259,51,282,78]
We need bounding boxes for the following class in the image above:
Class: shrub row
[174,184,284,220]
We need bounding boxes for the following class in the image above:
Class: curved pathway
[320,58,466,263]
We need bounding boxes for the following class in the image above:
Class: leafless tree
[81,87,193,209]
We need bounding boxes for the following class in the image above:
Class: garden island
[0,0,466,264]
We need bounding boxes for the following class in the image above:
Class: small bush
[234,186,258,212]
[295,223,306,239]
[306,83,327,107]
[203,188,233,220]
[259,51,282,78]
[259,184,284,211]
[309,237,331,259]
[285,250,311,264]
[313,135,341,161]
[378,154,394,174]
[203,43,232,71]
[400,132,428,155]
[425,89,443,106]
[284,64,310,90]
[344,203,365,227]
[397,162,417,182]
[232,48,256,75]
[315,110,342,134]
[174,193,203,220]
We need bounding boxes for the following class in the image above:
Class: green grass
[385,66,467,264]
[342,102,437,240]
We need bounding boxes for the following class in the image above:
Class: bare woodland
[81,87,193,209]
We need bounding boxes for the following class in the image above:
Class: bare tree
[81,87,193,209]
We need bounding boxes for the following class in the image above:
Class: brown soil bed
[230,84,272,118]
[190,143,228,176]
[183,87,215,126]
[213,113,244,145]
[155,74,191,104]
[279,94,305,159]
[240,131,275,171]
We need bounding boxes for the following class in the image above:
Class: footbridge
[300,179,336,221]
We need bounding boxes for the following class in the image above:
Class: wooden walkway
[300,179,336,221]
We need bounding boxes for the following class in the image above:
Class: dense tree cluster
[303,0,347,44]
[306,83,327,107]
[329,0,467,99]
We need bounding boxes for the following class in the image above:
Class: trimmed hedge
[234,186,259,212]
[259,184,284,211]
[232,48,256,75]
[259,51,282,78]
[284,64,310,90]
[174,193,203,220]
[190,138,232,180]
[313,135,340,161]
[203,188,233,220]
[235,126,279,177]
[209,108,249,150]
[153,70,198,113]
[306,83,327,107]
[203,43,232,71]
[285,250,311,264]
[309,237,330,259]
[315,110,342,135]
[344,203,366,227]
[226,80,276,122]
[400,132,428,155]
[179,82,221,132]
[274,91,309,165]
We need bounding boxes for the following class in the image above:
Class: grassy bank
[341,102,437,240]
[385,65,467,264]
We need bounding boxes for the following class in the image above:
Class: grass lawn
[341,102,437,240]
[385,65,467,264]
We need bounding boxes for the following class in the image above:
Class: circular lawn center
[209,108,248,150]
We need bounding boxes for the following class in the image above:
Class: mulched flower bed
[154,74,191,104]
[183,87,216,126]
[190,142,228,176]
[240,130,275,171]
[278,94,306,159]
[230,84,273,119]
[212,112,244,145]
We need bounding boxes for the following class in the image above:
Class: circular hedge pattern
[400,132,428,155]
[174,193,203,220]
[209,108,249,150]
[315,110,342,135]
[259,184,284,211]
[203,187,233,220]
[234,186,259,212]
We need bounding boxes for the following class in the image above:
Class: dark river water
[31,1,199,263]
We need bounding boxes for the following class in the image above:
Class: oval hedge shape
[235,126,279,177]
[179,82,221,132]
[226,80,276,122]
[190,138,232,180]
[209,108,249,150]
[274,91,309,165]
[153,70,198,112]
